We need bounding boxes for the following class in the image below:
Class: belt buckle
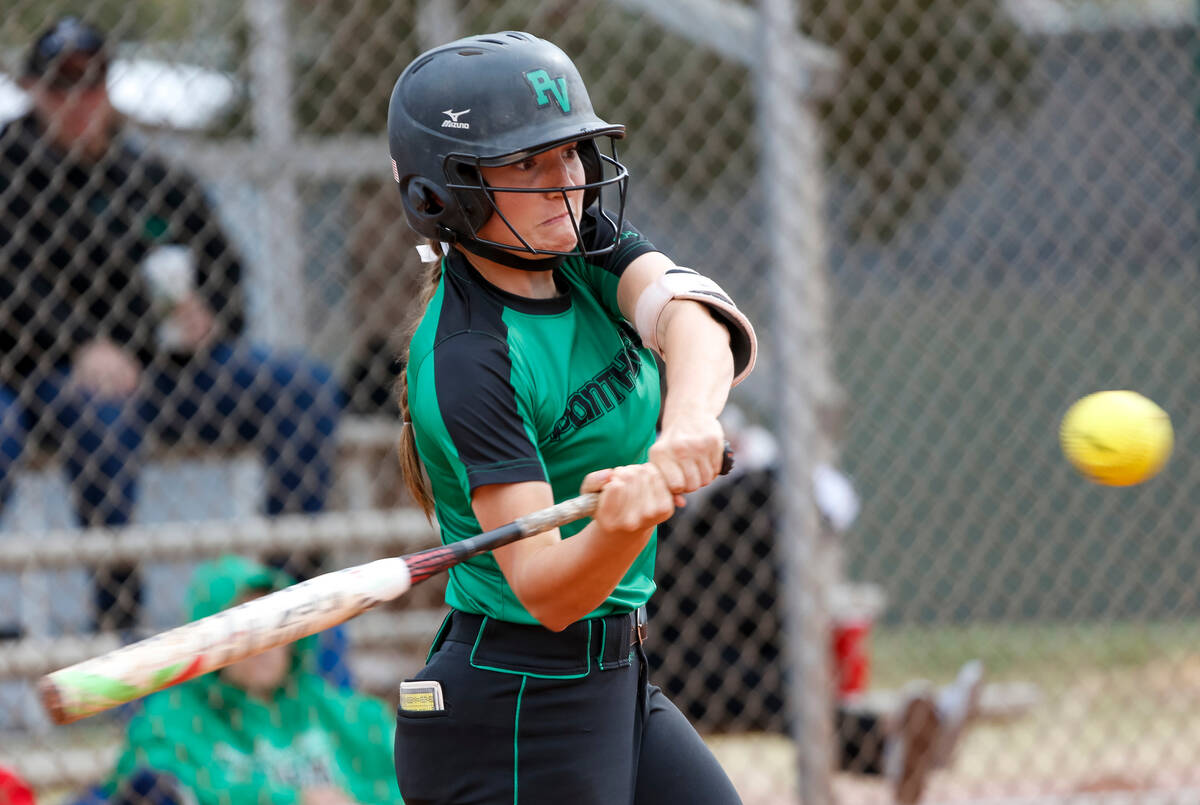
[632,606,648,644]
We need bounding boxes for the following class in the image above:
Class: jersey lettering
[548,335,643,442]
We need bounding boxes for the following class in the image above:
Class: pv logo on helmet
[441,108,471,129]
[524,70,570,113]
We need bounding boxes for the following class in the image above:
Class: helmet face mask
[442,137,629,257]
[388,32,630,259]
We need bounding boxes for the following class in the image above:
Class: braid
[396,240,444,516]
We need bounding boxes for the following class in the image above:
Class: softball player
[387,32,757,804]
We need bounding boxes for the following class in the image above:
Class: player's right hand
[71,338,141,397]
[650,413,725,495]
[580,464,679,538]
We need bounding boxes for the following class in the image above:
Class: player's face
[476,142,586,253]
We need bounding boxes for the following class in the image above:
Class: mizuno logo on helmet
[524,70,570,113]
[441,108,471,129]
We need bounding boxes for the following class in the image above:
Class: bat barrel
[38,676,67,725]
[39,557,412,724]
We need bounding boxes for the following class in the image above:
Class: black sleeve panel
[583,209,659,278]
[432,331,546,491]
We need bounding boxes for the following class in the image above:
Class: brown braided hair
[396,240,444,516]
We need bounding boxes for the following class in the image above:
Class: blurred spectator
[95,555,401,805]
[0,17,343,632]
[649,405,983,802]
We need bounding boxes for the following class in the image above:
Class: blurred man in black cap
[19,16,116,160]
[0,18,344,634]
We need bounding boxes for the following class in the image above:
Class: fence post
[416,0,462,49]
[246,0,307,346]
[757,1,840,802]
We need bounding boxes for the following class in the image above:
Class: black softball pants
[394,608,743,805]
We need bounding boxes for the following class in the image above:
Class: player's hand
[169,293,216,350]
[71,338,141,397]
[649,415,725,495]
[580,464,678,537]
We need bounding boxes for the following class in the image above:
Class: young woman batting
[387,31,756,805]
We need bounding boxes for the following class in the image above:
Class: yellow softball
[1059,390,1173,487]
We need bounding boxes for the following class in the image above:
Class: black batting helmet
[387,31,629,260]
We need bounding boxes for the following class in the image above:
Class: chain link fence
[0,0,1197,803]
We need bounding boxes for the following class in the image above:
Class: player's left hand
[649,415,725,496]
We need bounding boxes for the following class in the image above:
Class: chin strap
[458,238,566,272]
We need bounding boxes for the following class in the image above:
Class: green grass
[867,619,1200,688]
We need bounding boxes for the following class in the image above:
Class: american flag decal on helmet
[391,158,400,183]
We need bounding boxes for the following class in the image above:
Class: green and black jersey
[407,210,661,623]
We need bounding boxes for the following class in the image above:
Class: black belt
[441,606,648,674]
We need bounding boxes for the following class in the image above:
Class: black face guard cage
[441,138,630,260]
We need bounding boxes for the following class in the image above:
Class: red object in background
[0,766,35,805]
[832,618,873,696]
[829,583,885,698]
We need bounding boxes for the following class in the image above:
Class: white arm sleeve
[633,267,757,386]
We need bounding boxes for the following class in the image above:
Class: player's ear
[405,177,447,216]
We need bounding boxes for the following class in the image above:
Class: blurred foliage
[463,0,758,197]
[291,0,423,135]
[2,0,200,53]
[802,0,1036,242]
[558,3,757,197]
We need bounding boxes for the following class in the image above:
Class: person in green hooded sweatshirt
[106,555,403,805]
